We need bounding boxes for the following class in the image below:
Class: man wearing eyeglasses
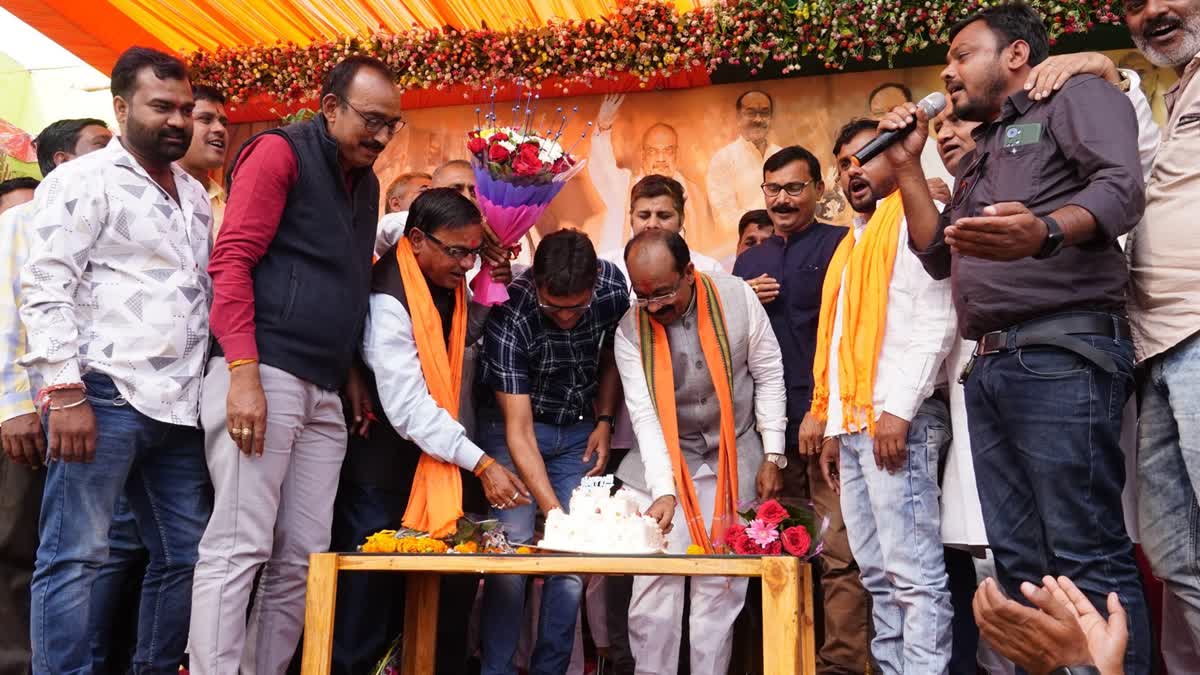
[732,145,870,674]
[706,90,783,253]
[612,228,786,674]
[330,188,527,675]
[476,229,629,675]
[190,55,404,675]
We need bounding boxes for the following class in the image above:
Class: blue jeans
[1137,330,1200,641]
[90,496,147,672]
[479,417,595,675]
[965,327,1150,675]
[30,373,211,675]
[839,398,954,674]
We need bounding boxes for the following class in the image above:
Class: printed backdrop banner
[223,49,1173,266]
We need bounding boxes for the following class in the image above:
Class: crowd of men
[1,1,1198,674]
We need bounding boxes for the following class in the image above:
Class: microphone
[850,91,948,167]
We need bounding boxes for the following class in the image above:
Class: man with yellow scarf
[612,228,787,675]
[809,119,957,673]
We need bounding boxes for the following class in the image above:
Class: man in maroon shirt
[188,56,402,675]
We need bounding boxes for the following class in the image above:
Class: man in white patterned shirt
[18,48,212,675]
[0,117,112,675]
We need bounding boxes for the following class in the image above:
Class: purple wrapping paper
[469,162,574,306]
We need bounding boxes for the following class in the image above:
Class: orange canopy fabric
[4,0,696,74]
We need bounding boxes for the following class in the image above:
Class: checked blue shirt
[480,260,629,426]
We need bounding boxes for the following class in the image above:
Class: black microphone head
[918,92,948,118]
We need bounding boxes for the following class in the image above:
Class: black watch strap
[596,414,616,427]
[1035,215,1065,259]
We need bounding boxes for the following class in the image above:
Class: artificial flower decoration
[186,0,1123,105]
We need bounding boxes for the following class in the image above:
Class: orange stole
[637,273,738,553]
[396,237,469,538]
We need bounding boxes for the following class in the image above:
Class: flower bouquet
[359,515,533,555]
[722,498,829,559]
[467,108,587,305]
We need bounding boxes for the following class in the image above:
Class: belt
[961,313,1130,383]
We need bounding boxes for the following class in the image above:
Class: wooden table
[302,552,815,675]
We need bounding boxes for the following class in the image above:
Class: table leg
[302,553,340,675]
[761,556,811,674]
[401,573,442,675]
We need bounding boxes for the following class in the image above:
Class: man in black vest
[331,189,529,674]
[189,56,402,675]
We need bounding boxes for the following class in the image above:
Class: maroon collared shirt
[915,75,1145,340]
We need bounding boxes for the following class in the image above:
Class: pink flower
[755,499,788,527]
[781,526,811,557]
[745,518,780,548]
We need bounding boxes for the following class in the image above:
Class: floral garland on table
[186,0,1124,105]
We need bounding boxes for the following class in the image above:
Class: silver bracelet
[49,397,88,411]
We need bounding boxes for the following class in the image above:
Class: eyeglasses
[419,229,483,261]
[761,180,813,197]
[537,290,594,314]
[343,99,406,136]
[633,278,683,308]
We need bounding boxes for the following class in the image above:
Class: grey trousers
[188,359,347,675]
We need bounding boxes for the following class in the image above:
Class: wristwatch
[1050,666,1101,675]
[765,453,788,469]
[1034,215,1065,259]
[595,414,615,428]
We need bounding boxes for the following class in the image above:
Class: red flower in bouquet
[755,499,788,527]
[551,157,574,175]
[487,132,509,144]
[512,144,544,176]
[781,525,812,556]
[760,539,783,555]
[467,136,488,154]
[724,524,752,554]
[488,143,511,163]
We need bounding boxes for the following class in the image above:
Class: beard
[1132,11,1200,68]
[125,113,191,164]
[952,68,1007,123]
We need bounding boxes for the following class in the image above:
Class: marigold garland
[185,0,1124,105]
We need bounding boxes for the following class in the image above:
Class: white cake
[539,479,666,554]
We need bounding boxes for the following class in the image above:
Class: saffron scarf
[810,190,904,435]
[637,273,738,553]
[396,236,469,538]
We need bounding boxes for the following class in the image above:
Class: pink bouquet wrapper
[470,200,551,305]
[469,158,587,306]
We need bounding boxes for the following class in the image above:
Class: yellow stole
[810,190,904,435]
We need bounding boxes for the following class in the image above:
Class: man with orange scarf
[613,229,786,675]
[330,188,528,675]
[807,119,957,673]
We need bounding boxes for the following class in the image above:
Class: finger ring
[232,427,245,436]
[241,428,252,437]
[510,493,519,501]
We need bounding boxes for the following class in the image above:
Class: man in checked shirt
[475,229,629,675]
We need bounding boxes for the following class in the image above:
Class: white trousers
[626,467,748,675]
[188,360,348,675]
